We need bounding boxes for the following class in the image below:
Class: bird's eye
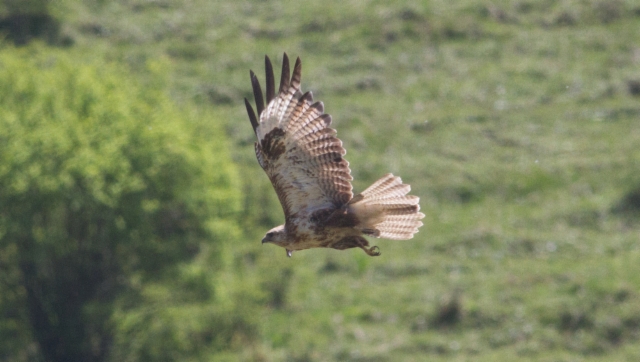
[266,232,273,237]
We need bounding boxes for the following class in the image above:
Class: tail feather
[381,205,420,215]
[348,173,424,240]
[379,230,418,240]
[360,173,399,194]
[379,215,424,224]
[367,195,420,205]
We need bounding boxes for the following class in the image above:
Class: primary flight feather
[245,53,424,257]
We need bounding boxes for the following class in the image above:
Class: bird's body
[245,53,424,257]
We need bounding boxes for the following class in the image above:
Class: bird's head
[261,224,287,245]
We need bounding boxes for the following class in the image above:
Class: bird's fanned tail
[348,173,424,240]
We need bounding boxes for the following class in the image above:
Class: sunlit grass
[50,0,640,359]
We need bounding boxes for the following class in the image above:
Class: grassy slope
[55,0,640,360]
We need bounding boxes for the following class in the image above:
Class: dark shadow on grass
[432,293,462,328]
[612,187,640,215]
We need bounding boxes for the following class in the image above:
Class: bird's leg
[286,249,292,257]
[361,245,381,257]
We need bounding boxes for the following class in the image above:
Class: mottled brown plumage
[245,53,424,257]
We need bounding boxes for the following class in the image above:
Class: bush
[0,45,243,361]
[0,0,64,46]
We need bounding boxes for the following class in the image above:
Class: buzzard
[245,53,424,257]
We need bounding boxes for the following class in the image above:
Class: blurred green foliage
[0,0,50,14]
[0,45,247,361]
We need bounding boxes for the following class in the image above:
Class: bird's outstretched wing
[244,53,353,222]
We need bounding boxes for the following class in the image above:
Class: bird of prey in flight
[245,53,424,257]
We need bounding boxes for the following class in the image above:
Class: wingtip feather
[265,55,275,103]
[279,53,291,94]
[250,70,265,116]
[244,97,259,134]
[291,56,302,89]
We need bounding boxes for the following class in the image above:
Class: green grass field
[17,0,640,360]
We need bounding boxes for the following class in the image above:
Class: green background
[1,0,639,360]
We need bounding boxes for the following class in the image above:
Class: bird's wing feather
[245,53,353,222]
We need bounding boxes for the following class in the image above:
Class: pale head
[261,224,286,245]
